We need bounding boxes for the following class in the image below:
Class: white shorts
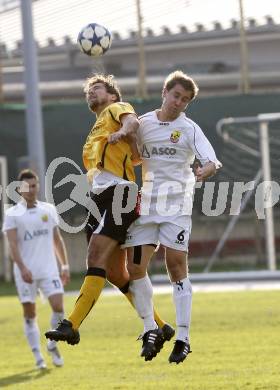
[124,217,192,252]
[15,275,64,304]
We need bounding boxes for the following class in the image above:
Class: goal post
[207,113,280,272]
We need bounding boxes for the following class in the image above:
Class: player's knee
[127,262,146,280]
[126,245,147,279]
[107,268,129,288]
[87,245,105,268]
[166,258,186,281]
[23,303,36,318]
[49,296,64,313]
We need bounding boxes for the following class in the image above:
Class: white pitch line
[66,280,280,297]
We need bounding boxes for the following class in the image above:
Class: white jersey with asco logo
[2,201,60,280]
[137,110,221,223]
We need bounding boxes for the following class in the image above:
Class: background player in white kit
[124,70,222,363]
[2,169,70,369]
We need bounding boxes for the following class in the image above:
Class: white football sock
[48,311,64,349]
[172,277,192,343]
[24,317,43,362]
[51,311,64,329]
[129,275,157,333]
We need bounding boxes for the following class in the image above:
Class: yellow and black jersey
[83,102,136,182]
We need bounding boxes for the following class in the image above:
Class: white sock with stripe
[172,277,192,343]
[24,317,44,362]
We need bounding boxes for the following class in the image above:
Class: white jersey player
[123,71,221,364]
[127,110,221,249]
[2,169,70,369]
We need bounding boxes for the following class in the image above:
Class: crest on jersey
[41,214,48,222]
[170,130,181,143]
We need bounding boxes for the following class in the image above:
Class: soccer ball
[77,23,112,57]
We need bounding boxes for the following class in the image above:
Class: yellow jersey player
[45,74,173,359]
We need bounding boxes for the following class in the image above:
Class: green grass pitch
[0,289,280,389]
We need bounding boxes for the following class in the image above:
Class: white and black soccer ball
[77,23,112,57]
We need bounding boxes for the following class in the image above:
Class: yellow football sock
[68,274,105,329]
[124,290,166,329]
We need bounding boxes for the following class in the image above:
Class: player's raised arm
[124,132,142,166]
[107,113,139,144]
[130,146,142,166]
[188,123,222,181]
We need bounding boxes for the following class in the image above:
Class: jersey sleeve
[108,102,136,124]
[48,204,59,227]
[186,123,222,168]
[2,211,17,232]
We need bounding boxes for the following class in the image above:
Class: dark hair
[163,70,199,101]
[18,169,38,182]
[84,74,122,102]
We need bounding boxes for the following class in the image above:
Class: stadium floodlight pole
[20,0,46,199]
[238,0,250,94]
[136,0,148,99]
[0,49,4,103]
[259,120,276,271]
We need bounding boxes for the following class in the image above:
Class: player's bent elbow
[128,116,140,132]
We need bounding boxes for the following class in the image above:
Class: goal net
[204,114,280,272]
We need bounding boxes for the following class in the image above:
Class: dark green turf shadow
[0,368,51,387]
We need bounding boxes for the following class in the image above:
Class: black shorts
[85,183,140,244]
